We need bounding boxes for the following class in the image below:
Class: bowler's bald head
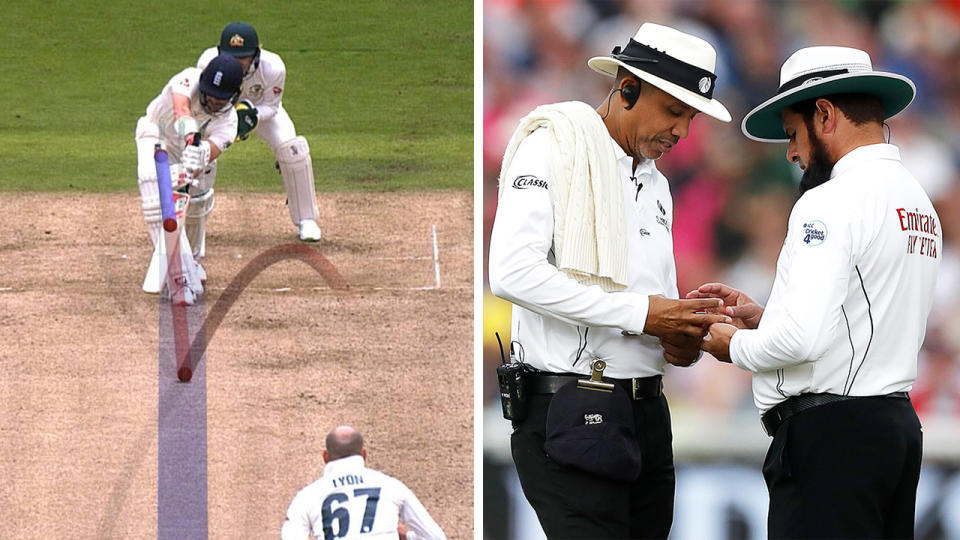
[325,425,364,461]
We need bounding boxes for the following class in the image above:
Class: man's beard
[799,130,835,195]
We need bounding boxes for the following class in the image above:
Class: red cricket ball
[178,366,193,383]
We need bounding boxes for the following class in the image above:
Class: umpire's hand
[701,322,738,363]
[686,282,764,330]
[659,332,703,367]
[643,296,731,339]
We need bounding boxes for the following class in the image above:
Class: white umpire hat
[742,46,916,142]
[588,22,732,123]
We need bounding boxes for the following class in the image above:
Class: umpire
[699,46,942,539]
[489,23,732,539]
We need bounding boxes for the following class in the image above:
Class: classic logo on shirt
[512,175,548,190]
[584,413,603,425]
[802,220,827,246]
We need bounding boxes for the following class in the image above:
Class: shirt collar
[323,454,366,475]
[610,135,655,175]
[830,143,901,179]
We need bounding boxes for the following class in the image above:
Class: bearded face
[799,126,836,195]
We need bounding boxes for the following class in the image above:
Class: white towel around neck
[498,101,628,292]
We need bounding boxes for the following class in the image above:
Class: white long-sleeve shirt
[730,144,942,412]
[198,47,286,123]
[489,127,679,378]
[281,455,446,540]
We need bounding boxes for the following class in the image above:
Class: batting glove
[169,163,197,191]
[182,141,211,176]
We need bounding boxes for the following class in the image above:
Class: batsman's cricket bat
[142,146,191,294]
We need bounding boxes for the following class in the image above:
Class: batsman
[135,54,244,302]
[197,22,323,242]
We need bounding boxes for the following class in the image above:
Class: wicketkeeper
[135,54,243,303]
[197,22,323,243]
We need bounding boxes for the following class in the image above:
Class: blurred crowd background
[482,1,960,538]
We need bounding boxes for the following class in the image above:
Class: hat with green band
[742,46,916,143]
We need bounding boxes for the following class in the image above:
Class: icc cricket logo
[802,220,827,246]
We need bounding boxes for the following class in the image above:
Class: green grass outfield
[0,1,472,192]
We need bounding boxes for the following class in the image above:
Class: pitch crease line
[369,256,433,261]
[432,224,441,289]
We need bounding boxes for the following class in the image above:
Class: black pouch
[543,362,642,481]
[497,362,529,423]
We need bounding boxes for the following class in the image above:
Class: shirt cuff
[622,292,650,335]
[729,329,751,371]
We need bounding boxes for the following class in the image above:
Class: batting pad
[142,226,204,302]
[143,228,184,294]
[276,136,318,225]
[141,199,163,247]
[185,189,215,259]
[142,193,192,294]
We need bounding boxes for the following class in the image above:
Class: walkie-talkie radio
[496,333,530,423]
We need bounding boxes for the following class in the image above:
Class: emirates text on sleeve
[898,207,939,258]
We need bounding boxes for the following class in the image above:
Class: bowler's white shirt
[489,128,679,378]
[140,67,238,161]
[198,47,286,123]
[281,455,446,540]
[731,144,942,412]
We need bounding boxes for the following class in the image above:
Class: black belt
[528,372,663,400]
[761,391,910,436]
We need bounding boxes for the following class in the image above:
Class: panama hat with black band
[588,22,732,123]
[742,46,916,143]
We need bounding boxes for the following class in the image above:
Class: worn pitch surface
[0,191,472,539]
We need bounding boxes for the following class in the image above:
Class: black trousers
[763,396,922,540]
[511,392,675,539]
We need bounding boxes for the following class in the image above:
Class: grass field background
[0,0,472,192]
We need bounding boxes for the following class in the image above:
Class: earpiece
[600,83,642,120]
[621,84,640,110]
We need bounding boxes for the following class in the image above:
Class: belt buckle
[630,377,661,399]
